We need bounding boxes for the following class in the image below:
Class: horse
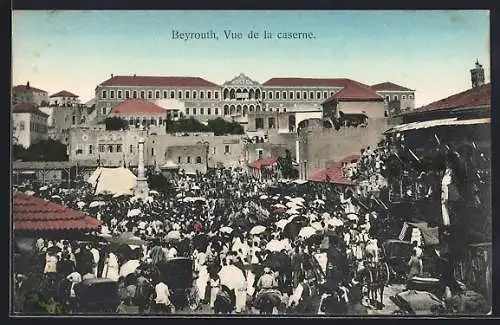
[213,285,235,314]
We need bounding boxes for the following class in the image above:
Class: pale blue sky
[12,10,490,106]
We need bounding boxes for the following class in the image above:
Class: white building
[12,103,49,148]
[49,90,80,107]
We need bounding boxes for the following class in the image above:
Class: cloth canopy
[13,193,101,232]
[308,166,356,185]
[248,157,279,170]
[87,167,137,196]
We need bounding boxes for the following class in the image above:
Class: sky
[12,10,490,107]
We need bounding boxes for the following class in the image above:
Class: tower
[470,59,485,88]
[134,127,150,199]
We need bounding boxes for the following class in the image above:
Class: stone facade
[165,145,208,174]
[12,83,49,106]
[12,109,49,149]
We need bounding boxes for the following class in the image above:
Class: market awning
[308,166,356,185]
[340,154,361,164]
[384,117,490,134]
[13,193,101,232]
[249,156,279,170]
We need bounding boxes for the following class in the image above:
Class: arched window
[155,91,160,99]
[268,91,273,100]
[193,91,197,99]
[178,91,182,99]
[317,92,321,100]
[282,92,287,100]
[196,156,202,164]
[133,91,138,98]
[200,108,204,115]
[289,92,294,99]
[303,91,307,100]
[185,91,190,99]
[275,91,280,100]
[170,91,175,99]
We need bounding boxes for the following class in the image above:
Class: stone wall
[165,145,208,174]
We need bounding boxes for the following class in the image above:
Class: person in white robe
[102,251,120,281]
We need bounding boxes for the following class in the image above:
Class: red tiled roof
[340,154,361,164]
[249,156,279,170]
[415,83,491,113]
[100,75,219,88]
[13,84,47,94]
[111,99,167,115]
[50,90,79,98]
[262,78,352,87]
[12,103,49,118]
[371,82,414,92]
[322,81,383,104]
[308,167,356,185]
[13,193,101,232]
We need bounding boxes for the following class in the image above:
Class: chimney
[133,74,136,77]
[111,73,114,78]
[26,81,30,89]
[470,58,485,88]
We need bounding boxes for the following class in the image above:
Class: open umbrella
[24,190,35,196]
[119,259,140,278]
[313,199,326,205]
[328,217,344,227]
[286,209,300,215]
[298,226,316,239]
[191,185,201,190]
[311,222,324,231]
[250,225,266,235]
[259,195,269,200]
[166,230,181,242]
[346,213,360,221]
[273,203,286,209]
[275,219,289,229]
[220,226,233,234]
[89,201,106,208]
[266,240,284,252]
[39,186,49,191]
[107,232,147,247]
[51,195,62,200]
[149,190,160,196]
[286,202,298,209]
[127,208,142,217]
[218,265,246,290]
[77,201,86,209]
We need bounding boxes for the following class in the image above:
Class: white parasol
[298,226,317,239]
[218,265,246,290]
[346,213,359,221]
[259,195,269,200]
[24,190,35,196]
[249,225,266,235]
[272,195,280,200]
[191,185,201,190]
[328,217,344,227]
[311,222,324,231]
[39,186,49,191]
[313,199,326,205]
[77,201,86,209]
[89,201,106,208]
[119,259,141,278]
[144,196,154,203]
[220,226,233,234]
[149,190,160,195]
[175,193,183,198]
[266,240,284,252]
[286,209,300,216]
[291,197,305,203]
[286,202,299,209]
[166,230,181,241]
[275,219,290,229]
[51,195,62,199]
[127,208,142,217]
[273,203,287,209]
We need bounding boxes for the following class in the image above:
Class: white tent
[87,167,137,196]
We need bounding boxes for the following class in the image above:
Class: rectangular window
[386,96,390,102]
[262,92,266,100]
[255,117,264,129]
[148,91,153,99]
[213,147,216,154]
[133,91,137,98]
[282,92,286,100]
[323,92,328,99]
[178,91,182,99]
[187,156,191,163]
[118,90,122,99]
[309,92,314,99]
[89,145,93,154]
[224,145,230,153]
[102,107,106,115]
[394,95,399,100]
[140,91,145,99]
[163,91,168,98]
[72,115,76,125]
[170,91,175,99]
[268,117,276,129]
[330,91,335,97]
[193,91,197,99]
[200,108,204,115]
[110,90,115,99]
[108,145,114,153]
[200,91,204,99]
[151,148,155,156]
[402,95,407,99]
[130,144,133,153]
[215,108,219,115]
[268,92,273,100]
[289,92,294,99]
[275,92,280,99]
[155,91,160,99]
[116,144,122,153]
[317,92,321,100]
[207,107,211,115]
[258,149,263,160]
[303,91,307,99]
[215,92,219,99]
[296,92,300,100]
[19,121,25,130]
[207,91,212,99]
[99,144,105,153]
[193,108,197,115]
[178,156,181,163]
[102,90,107,99]
[186,108,190,115]
[185,91,190,99]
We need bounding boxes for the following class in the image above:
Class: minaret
[134,127,149,198]
[470,59,485,88]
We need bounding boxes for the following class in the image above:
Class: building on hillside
[12,82,49,106]
[371,82,416,116]
[12,103,49,148]
[49,90,80,107]
[92,74,415,132]
[109,99,168,135]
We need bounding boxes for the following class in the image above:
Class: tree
[104,117,128,131]
[146,170,176,196]
[207,118,244,135]
[23,139,69,161]
[166,117,209,133]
